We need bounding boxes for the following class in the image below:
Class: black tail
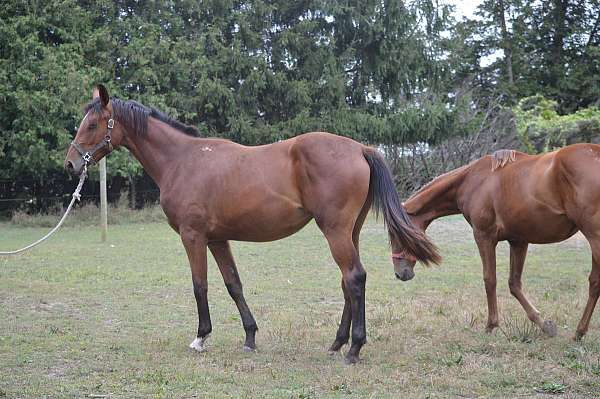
[362,148,441,265]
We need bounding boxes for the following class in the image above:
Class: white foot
[189,336,209,353]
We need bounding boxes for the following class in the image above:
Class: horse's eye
[89,123,97,130]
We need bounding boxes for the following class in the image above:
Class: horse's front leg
[208,241,258,351]
[575,237,600,340]
[181,228,212,352]
[474,232,499,332]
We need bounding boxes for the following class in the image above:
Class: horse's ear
[93,84,110,108]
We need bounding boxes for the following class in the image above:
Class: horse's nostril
[395,272,402,280]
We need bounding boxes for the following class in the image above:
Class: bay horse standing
[394,145,600,340]
[64,85,439,364]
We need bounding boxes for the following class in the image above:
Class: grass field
[1,214,599,398]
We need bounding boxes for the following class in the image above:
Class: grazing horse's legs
[474,232,499,332]
[508,242,557,336]
[575,238,600,340]
[329,199,370,354]
[181,229,212,352]
[208,241,258,351]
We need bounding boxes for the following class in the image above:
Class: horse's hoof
[573,331,585,341]
[542,320,557,337]
[189,336,209,353]
[243,345,256,353]
[485,324,498,334]
[344,353,359,365]
[328,340,346,354]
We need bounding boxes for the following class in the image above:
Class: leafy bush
[514,95,600,153]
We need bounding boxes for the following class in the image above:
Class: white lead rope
[0,166,87,255]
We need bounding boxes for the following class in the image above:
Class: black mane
[83,97,200,137]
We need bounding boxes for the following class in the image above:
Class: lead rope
[0,165,87,255]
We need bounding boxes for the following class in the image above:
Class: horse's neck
[404,165,470,229]
[122,117,197,188]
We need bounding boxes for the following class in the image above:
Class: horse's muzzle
[64,158,85,177]
[395,269,415,281]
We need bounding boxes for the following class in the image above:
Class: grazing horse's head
[392,209,431,281]
[392,250,417,281]
[64,85,125,176]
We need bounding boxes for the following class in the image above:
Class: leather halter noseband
[391,249,417,262]
[70,117,115,165]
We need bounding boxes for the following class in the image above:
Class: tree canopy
[1,0,599,205]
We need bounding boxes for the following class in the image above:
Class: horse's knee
[483,276,496,291]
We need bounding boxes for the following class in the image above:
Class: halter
[391,249,417,262]
[70,117,115,165]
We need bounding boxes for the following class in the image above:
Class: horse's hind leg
[322,227,367,364]
[328,199,370,354]
[508,242,557,336]
[209,241,258,351]
[574,237,600,340]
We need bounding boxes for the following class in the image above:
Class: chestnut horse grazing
[64,85,439,364]
[394,144,600,340]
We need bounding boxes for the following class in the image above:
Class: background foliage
[1,0,599,211]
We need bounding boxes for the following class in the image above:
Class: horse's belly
[209,205,313,242]
[500,212,577,244]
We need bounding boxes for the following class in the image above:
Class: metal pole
[99,157,108,242]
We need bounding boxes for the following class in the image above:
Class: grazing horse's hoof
[243,345,256,352]
[573,330,585,341]
[485,324,499,333]
[344,354,360,365]
[189,336,209,353]
[542,320,557,337]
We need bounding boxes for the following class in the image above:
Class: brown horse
[64,85,439,363]
[393,145,600,340]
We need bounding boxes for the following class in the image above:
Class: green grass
[1,214,599,398]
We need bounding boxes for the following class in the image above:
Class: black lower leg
[225,281,258,350]
[193,279,212,338]
[345,267,367,364]
[330,280,351,352]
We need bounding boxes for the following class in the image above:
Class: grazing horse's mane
[83,97,200,137]
[412,162,474,197]
[491,149,516,171]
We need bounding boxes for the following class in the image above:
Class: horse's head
[391,210,432,281]
[392,250,417,281]
[64,84,125,176]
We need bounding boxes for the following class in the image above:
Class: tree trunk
[496,0,515,89]
[551,0,568,84]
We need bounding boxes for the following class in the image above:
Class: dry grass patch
[1,215,599,398]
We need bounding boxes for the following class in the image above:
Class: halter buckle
[107,118,114,129]
[82,152,92,163]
